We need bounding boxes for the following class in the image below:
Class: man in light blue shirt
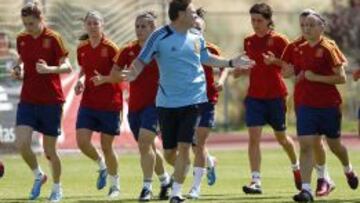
[125,1,253,202]
[92,0,254,202]
[138,24,209,108]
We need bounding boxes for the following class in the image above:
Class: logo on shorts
[315,48,324,58]
[42,38,51,49]
[101,48,108,57]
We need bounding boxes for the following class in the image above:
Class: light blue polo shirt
[138,25,210,108]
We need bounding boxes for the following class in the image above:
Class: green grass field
[1,149,360,203]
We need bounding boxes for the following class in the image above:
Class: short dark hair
[168,0,191,21]
[249,3,274,28]
[196,7,206,19]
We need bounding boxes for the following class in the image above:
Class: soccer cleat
[97,169,107,190]
[159,179,173,200]
[169,195,186,203]
[242,182,262,194]
[293,169,302,191]
[345,171,359,190]
[315,178,335,197]
[293,189,314,202]
[29,174,47,200]
[108,185,120,198]
[187,187,200,199]
[0,161,4,178]
[207,157,217,186]
[48,189,63,203]
[138,187,152,202]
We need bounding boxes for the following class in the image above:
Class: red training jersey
[77,36,122,111]
[297,37,347,108]
[244,30,289,99]
[16,27,69,104]
[203,42,222,104]
[113,40,159,112]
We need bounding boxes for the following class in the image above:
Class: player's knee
[138,141,152,154]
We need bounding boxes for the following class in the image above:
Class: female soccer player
[292,12,358,202]
[241,3,300,194]
[112,11,171,201]
[280,9,338,197]
[187,8,229,199]
[74,10,121,198]
[12,1,71,201]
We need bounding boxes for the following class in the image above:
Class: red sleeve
[325,47,344,68]
[275,36,289,58]
[113,47,129,69]
[76,47,82,67]
[244,38,249,53]
[280,44,294,63]
[16,37,22,61]
[52,35,69,62]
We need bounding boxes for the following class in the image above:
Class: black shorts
[157,104,202,150]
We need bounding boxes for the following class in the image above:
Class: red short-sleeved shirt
[113,40,159,112]
[17,27,69,104]
[244,31,289,99]
[297,37,346,108]
[77,36,122,111]
[203,42,221,104]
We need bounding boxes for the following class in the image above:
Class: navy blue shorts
[358,107,360,119]
[198,102,215,128]
[16,102,63,136]
[128,105,158,141]
[296,105,341,139]
[157,104,201,150]
[245,97,286,131]
[76,107,120,136]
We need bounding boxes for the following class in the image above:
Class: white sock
[207,155,215,168]
[192,167,206,190]
[97,157,106,170]
[251,171,261,185]
[302,183,312,193]
[170,182,182,198]
[315,164,331,180]
[292,161,300,171]
[52,183,61,192]
[158,172,170,186]
[32,166,44,179]
[344,163,353,174]
[143,179,152,191]
[109,174,120,188]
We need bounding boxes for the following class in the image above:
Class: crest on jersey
[20,41,26,47]
[101,48,108,57]
[267,39,274,46]
[43,38,51,49]
[129,51,134,56]
[194,39,201,54]
[315,48,324,58]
